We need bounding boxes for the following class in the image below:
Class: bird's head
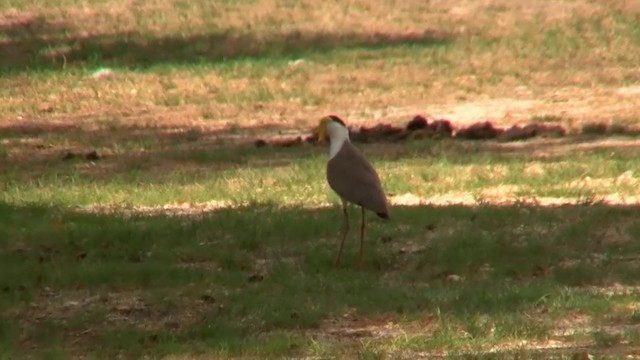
[317,115,347,144]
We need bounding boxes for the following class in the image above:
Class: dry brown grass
[2,0,640,133]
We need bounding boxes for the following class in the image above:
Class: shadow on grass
[2,118,640,187]
[0,120,324,184]
[1,200,640,357]
[0,15,453,72]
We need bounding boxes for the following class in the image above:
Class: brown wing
[327,141,389,217]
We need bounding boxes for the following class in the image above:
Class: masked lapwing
[317,115,390,268]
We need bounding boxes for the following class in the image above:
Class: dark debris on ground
[254,115,640,148]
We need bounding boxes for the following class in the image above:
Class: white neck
[326,122,350,159]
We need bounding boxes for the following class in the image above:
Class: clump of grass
[592,330,624,348]
[607,123,639,136]
[530,114,565,123]
[581,122,640,136]
[581,122,609,135]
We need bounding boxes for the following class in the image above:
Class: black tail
[377,212,390,220]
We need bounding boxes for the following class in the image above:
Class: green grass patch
[2,197,640,357]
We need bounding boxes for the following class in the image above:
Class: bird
[316,115,390,268]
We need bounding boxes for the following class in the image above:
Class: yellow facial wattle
[317,117,331,144]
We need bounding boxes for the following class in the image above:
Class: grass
[1,1,640,124]
[2,0,640,358]
[3,138,640,358]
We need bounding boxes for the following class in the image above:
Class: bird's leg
[335,199,349,268]
[358,205,365,269]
